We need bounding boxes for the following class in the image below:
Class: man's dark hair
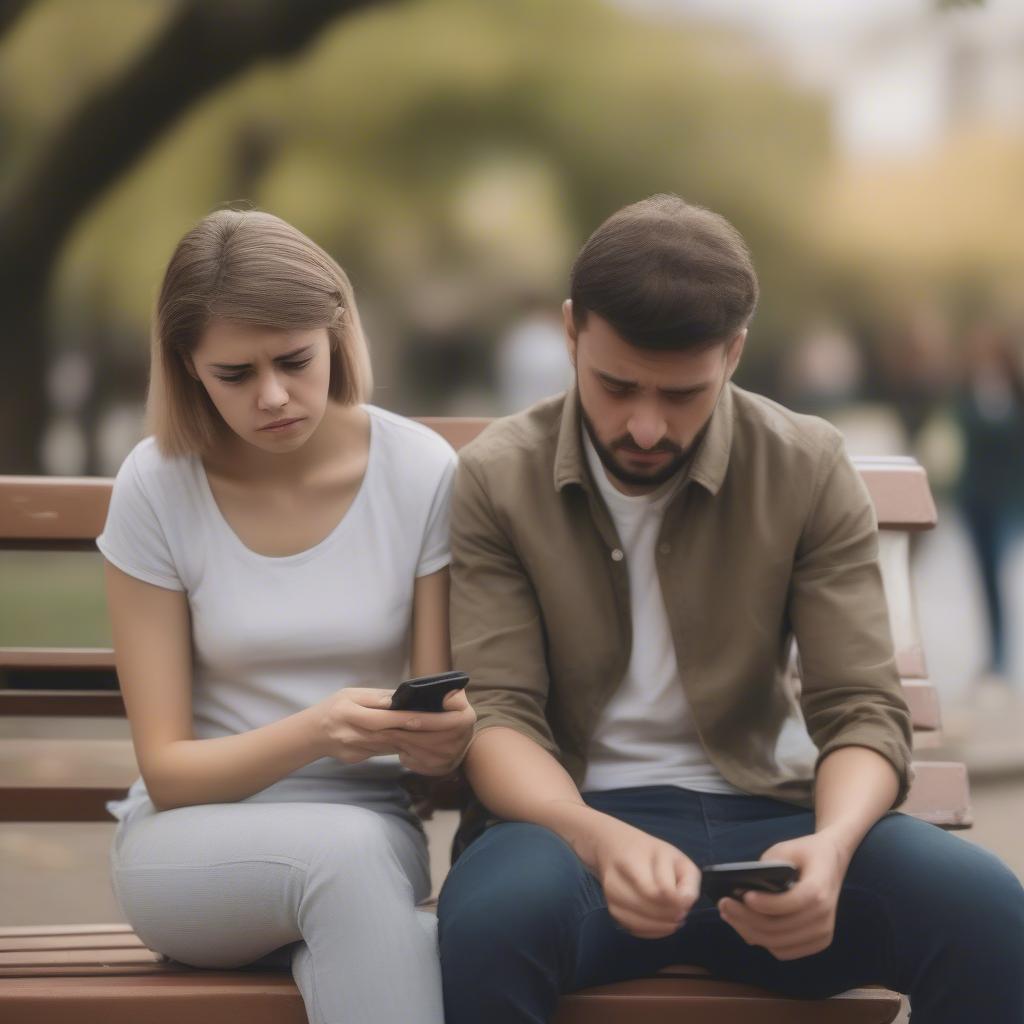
[570,194,759,350]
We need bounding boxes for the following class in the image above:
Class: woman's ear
[182,352,200,382]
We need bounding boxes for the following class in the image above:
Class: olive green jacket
[450,384,913,809]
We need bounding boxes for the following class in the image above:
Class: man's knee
[857,814,1024,949]
[439,822,591,955]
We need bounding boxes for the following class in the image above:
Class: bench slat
[0,649,115,670]
[0,974,309,1024]
[0,972,900,1024]
[0,760,970,826]
[554,978,902,1024]
[0,948,162,968]
[0,690,125,716]
[899,761,972,828]
[0,925,134,939]
[0,676,942,732]
[0,449,938,547]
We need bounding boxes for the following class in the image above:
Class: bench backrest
[0,419,948,823]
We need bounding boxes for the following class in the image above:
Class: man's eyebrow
[594,369,710,397]
[209,345,313,371]
[660,382,710,398]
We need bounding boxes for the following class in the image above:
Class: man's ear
[562,299,578,368]
[724,327,747,381]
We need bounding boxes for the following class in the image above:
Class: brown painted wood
[0,690,124,716]
[0,648,115,669]
[853,458,938,531]
[0,785,127,822]
[0,675,940,730]
[0,935,145,953]
[902,679,941,732]
[0,476,111,546]
[0,925,134,938]
[0,938,899,1024]
[417,416,490,452]
[0,759,967,825]
[0,948,162,968]
[554,977,901,1024]
[0,974,309,1024]
[0,439,938,547]
[901,761,972,828]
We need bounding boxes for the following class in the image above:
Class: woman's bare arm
[105,562,412,810]
[391,567,476,775]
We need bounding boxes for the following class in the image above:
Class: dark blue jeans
[438,787,1024,1023]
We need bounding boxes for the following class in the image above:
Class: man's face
[189,321,333,455]
[564,301,745,496]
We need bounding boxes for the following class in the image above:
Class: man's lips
[618,447,674,460]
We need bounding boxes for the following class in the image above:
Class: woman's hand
[314,687,418,764]
[314,686,476,775]
[388,688,477,776]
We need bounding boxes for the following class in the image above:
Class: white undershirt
[581,432,743,795]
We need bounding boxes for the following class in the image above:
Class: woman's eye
[215,372,250,384]
[281,358,312,372]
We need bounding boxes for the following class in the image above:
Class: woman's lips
[259,417,304,432]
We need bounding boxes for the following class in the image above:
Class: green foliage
[4,0,833,403]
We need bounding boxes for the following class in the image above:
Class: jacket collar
[554,381,734,497]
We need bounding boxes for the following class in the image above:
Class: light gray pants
[110,797,443,1024]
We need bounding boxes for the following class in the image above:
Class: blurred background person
[954,320,1024,694]
[494,296,573,414]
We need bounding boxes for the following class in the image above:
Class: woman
[99,209,475,1024]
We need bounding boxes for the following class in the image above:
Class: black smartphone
[389,670,469,713]
[701,860,799,903]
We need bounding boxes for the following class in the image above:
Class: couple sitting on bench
[98,197,1024,1024]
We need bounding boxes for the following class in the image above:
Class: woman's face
[189,321,334,454]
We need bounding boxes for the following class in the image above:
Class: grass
[0,552,111,648]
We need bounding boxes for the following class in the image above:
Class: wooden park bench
[0,419,970,1024]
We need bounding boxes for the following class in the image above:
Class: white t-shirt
[97,406,457,817]
[581,433,743,795]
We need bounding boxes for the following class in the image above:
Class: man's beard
[580,405,693,491]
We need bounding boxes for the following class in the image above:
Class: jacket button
[611,548,624,562]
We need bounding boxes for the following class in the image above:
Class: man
[438,195,1024,1023]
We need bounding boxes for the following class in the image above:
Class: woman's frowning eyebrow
[208,345,314,371]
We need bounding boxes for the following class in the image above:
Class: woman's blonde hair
[148,209,373,456]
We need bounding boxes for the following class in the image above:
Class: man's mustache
[612,438,685,456]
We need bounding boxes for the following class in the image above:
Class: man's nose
[626,405,667,449]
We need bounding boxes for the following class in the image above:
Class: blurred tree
[3,0,834,467]
[0,0,393,472]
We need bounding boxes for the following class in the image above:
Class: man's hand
[584,814,701,939]
[717,831,849,961]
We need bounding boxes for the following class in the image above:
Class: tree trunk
[0,0,391,472]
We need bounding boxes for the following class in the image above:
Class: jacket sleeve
[450,454,559,757]
[788,436,915,808]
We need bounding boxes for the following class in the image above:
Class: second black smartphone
[701,860,799,903]
[389,670,469,713]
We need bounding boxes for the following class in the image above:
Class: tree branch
[0,0,387,287]
[0,0,33,43]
